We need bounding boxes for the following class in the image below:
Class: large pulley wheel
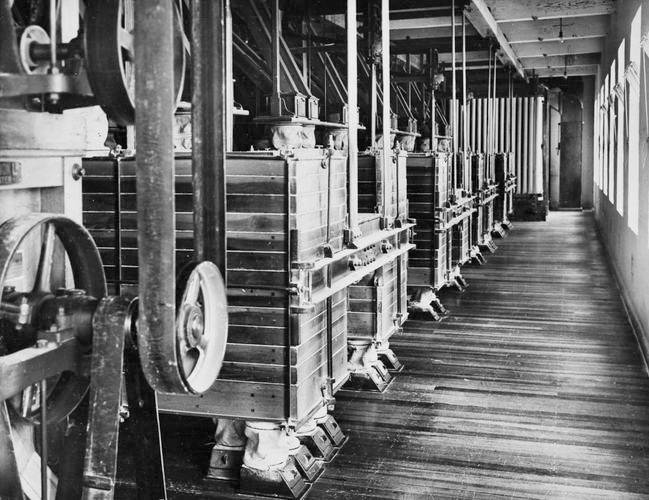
[0,213,107,423]
[84,0,187,126]
[174,262,228,394]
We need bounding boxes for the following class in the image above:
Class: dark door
[559,120,582,208]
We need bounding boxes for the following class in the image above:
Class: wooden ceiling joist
[534,64,599,78]
[514,37,604,58]
[521,53,601,70]
[483,0,614,22]
[464,0,526,79]
[501,15,609,43]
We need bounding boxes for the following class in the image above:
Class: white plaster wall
[595,0,649,357]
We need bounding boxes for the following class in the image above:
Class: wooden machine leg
[344,340,393,392]
[207,419,246,481]
[294,414,337,462]
[239,422,310,499]
[376,340,404,372]
[408,287,448,321]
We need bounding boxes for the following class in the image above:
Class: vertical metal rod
[451,0,456,153]
[462,14,467,152]
[493,61,497,154]
[476,98,482,153]
[522,97,529,193]
[49,0,57,70]
[371,63,377,146]
[40,379,48,500]
[347,0,359,235]
[271,0,281,114]
[535,96,544,193]
[499,98,505,152]
[516,97,522,191]
[381,0,391,222]
[192,0,228,277]
[225,0,234,150]
[486,50,491,156]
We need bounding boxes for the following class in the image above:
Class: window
[617,40,625,215]
[594,90,600,187]
[609,61,616,203]
[629,7,641,234]
[603,74,610,196]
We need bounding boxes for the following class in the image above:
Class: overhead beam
[464,0,526,79]
[391,24,478,40]
[521,53,601,69]
[513,37,604,58]
[501,15,609,43]
[534,64,599,78]
[439,50,490,63]
[483,0,614,22]
[390,15,463,30]
[392,35,487,54]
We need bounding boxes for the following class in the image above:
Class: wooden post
[347,0,359,235]
[381,0,391,222]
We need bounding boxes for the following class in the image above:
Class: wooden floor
[122,211,649,499]
[308,211,649,499]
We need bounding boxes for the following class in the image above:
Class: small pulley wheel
[175,262,228,394]
[0,213,107,424]
[18,24,49,74]
[84,0,186,126]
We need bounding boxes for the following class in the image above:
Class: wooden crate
[406,152,452,291]
[357,151,408,225]
[347,253,408,344]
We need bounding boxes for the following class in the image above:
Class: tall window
[594,89,600,188]
[617,40,626,215]
[629,7,641,234]
[609,61,616,203]
[603,74,610,196]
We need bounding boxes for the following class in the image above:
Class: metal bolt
[36,339,49,349]
[71,164,85,181]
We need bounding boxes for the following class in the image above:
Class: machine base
[207,444,245,481]
[344,361,393,392]
[239,461,310,499]
[378,347,404,372]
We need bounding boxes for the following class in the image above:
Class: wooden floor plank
[310,212,649,499]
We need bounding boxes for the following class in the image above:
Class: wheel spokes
[33,224,56,294]
[118,27,134,61]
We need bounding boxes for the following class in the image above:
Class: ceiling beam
[483,0,614,22]
[464,0,526,79]
[513,37,604,58]
[501,15,609,43]
[534,64,599,78]
[390,15,463,30]
[438,50,491,63]
[391,25,478,40]
[521,53,601,69]
[392,35,487,55]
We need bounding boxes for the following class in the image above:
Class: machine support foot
[207,419,246,481]
[344,340,393,392]
[408,287,447,321]
[238,422,310,499]
[376,341,404,372]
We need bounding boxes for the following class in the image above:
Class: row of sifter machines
[80,139,516,497]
